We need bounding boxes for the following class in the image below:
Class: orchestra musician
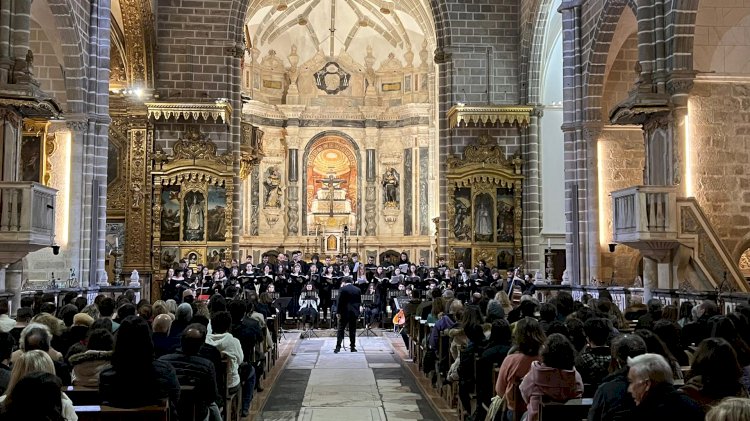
[363,283,381,326]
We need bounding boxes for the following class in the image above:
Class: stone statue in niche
[474,193,494,242]
[382,167,400,207]
[263,166,283,208]
[184,191,205,241]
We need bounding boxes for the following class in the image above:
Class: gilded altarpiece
[447,135,524,269]
[151,130,234,278]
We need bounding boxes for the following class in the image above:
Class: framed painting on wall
[19,135,42,182]
[161,186,181,242]
[207,185,227,242]
[183,191,206,242]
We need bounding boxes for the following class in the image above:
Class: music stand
[359,294,377,337]
[272,296,293,340]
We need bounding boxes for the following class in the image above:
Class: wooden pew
[74,402,169,421]
[539,398,593,421]
[66,385,197,421]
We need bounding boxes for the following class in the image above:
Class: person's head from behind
[626,353,674,405]
[228,300,247,325]
[690,337,743,399]
[176,302,193,322]
[706,397,750,421]
[652,320,681,350]
[113,316,153,370]
[700,300,719,318]
[0,332,13,363]
[514,317,546,356]
[98,297,115,318]
[86,328,114,351]
[679,301,694,321]
[489,319,511,345]
[584,317,611,347]
[208,294,227,315]
[181,323,207,356]
[519,298,539,318]
[58,304,78,327]
[20,324,51,353]
[211,311,232,334]
[541,333,576,370]
[646,298,663,316]
[709,315,738,342]
[611,334,647,369]
[6,349,55,396]
[152,314,173,334]
[3,371,63,421]
[539,303,557,323]
[15,307,33,324]
[117,303,136,320]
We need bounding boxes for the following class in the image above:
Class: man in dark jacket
[160,323,220,421]
[335,278,361,353]
[682,300,719,346]
[635,299,663,331]
[588,334,646,421]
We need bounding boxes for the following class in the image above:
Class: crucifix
[316,173,345,217]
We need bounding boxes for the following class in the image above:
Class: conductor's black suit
[335,282,361,352]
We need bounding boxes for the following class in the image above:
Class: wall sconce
[608,243,617,253]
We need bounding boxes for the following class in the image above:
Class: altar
[309,173,356,230]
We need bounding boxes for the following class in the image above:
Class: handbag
[485,394,506,421]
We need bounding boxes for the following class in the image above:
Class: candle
[547,238,551,249]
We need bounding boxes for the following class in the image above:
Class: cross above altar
[316,173,346,217]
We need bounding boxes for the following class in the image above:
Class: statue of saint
[382,167,399,205]
[475,201,492,236]
[263,167,282,208]
[186,194,204,232]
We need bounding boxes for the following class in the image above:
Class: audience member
[0,301,13,334]
[152,314,179,357]
[495,317,545,420]
[0,371,67,421]
[681,337,748,412]
[636,299,663,331]
[69,329,113,387]
[626,353,703,420]
[9,308,32,346]
[0,350,76,420]
[652,319,689,366]
[170,302,193,340]
[576,317,612,393]
[683,300,719,346]
[0,333,12,395]
[588,334,647,421]
[635,329,682,379]
[98,297,120,332]
[520,333,583,421]
[99,316,180,415]
[678,301,694,327]
[706,397,750,421]
[206,311,252,416]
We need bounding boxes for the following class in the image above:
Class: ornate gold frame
[446,135,524,267]
[151,129,234,273]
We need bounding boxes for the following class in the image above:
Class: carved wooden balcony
[611,185,678,250]
[0,182,57,264]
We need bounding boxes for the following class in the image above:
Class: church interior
[0,0,750,420]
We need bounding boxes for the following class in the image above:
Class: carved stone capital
[66,120,89,133]
[581,123,603,142]
[433,48,452,65]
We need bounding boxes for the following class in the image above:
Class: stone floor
[257,335,442,421]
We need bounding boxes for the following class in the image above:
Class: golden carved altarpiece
[446,135,524,268]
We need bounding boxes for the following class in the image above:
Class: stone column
[643,257,657,302]
[667,75,695,196]
[582,122,603,283]
[435,47,453,259]
[287,148,299,236]
[365,148,377,236]
[230,44,244,261]
[0,0,11,82]
[5,261,21,313]
[523,111,542,271]
[10,0,30,81]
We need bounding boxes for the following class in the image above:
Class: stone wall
[689,80,750,257]
[29,21,68,110]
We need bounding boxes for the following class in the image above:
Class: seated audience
[588,334,647,421]
[169,302,193,340]
[9,307,32,347]
[0,300,13,334]
[473,320,512,421]
[678,301,694,328]
[539,302,557,333]
[160,323,220,421]
[520,333,584,421]
[0,372,67,421]
[681,337,748,412]
[635,329,682,379]
[69,328,113,387]
[152,314,179,357]
[0,350,76,420]
[635,299,663,331]
[98,297,120,332]
[576,317,612,394]
[99,316,180,415]
[683,300,719,347]
[495,317,545,420]
[11,323,70,385]
[206,311,253,416]
[626,353,703,420]
[652,319,690,367]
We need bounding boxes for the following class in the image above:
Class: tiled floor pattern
[257,336,441,421]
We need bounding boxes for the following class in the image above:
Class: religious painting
[107,140,122,186]
[453,188,471,241]
[183,191,205,242]
[263,166,282,208]
[207,185,227,242]
[160,186,181,242]
[453,248,472,270]
[160,247,179,269]
[207,247,227,269]
[496,188,515,243]
[305,136,358,230]
[496,248,515,270]
[183,249,203,267]
[474,193,494,242]
[19,135,42,182]
[326,235,338,252]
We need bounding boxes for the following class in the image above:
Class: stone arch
[39,0,88,114]
[581,0,637,123]
[666,0,699,71]
[526,0,560,105]
[301,131,363,236]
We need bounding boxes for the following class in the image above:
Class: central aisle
[258,336,441,421]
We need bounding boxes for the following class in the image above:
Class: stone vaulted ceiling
[246,0,434,67]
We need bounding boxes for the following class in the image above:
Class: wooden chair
[74,401,169,421]
[538,398,593,421]
[65,386,101,406]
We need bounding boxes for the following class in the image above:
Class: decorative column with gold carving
[125,117,151,270]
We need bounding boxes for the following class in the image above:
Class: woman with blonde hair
[706,397,750,421]
[0,350,77,420]
[494,291,513,315]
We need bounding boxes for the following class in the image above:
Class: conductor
[335,277,361,353]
